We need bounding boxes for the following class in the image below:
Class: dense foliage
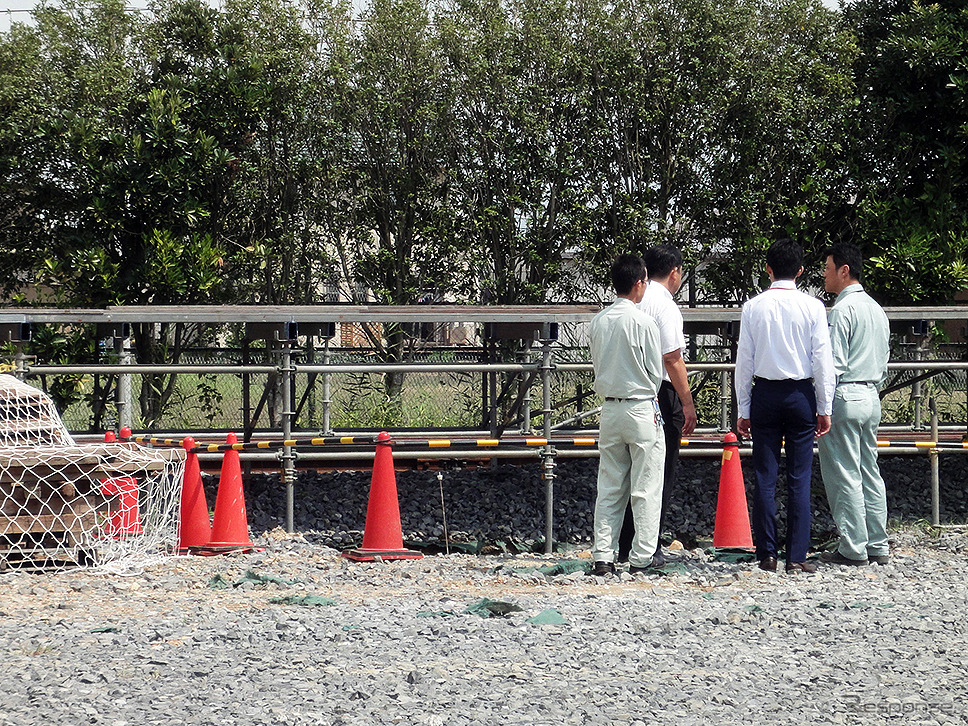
[0,0,965,420]
[846,0,968,304]
[6,0,949,309]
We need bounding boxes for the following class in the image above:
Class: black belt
[604,396,653,402]
[753,376,812,383]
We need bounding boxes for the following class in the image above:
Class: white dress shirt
[638,282,685,383]
[734,279,835,418]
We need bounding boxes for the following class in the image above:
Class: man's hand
[682,400,697,436]
[815,414,831,437]
[737,417,751,438]
[663,351,696,436]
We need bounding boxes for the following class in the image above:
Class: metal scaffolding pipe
[28,364,277,375]
[296,362,537,375]
[29,359,968,380]
[931,398,940,526]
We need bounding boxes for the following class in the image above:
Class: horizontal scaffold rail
[26,359,968,377]
[0,303,966,325]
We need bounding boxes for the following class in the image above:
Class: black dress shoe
[587,561,616,577]
[785,561,818,573]
[629,555,664,576]
[868,554,890,565]
[820,551,868,566]
[758,557,777,572]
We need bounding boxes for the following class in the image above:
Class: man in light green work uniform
[818,243,891,566]
[587,254,666,577]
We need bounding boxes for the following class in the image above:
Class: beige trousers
[593,398,666,567]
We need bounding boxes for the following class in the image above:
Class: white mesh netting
[0,375,185,572]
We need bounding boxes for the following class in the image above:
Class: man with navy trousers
[734,239,835,573]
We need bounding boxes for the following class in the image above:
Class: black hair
[642,244,682,280]
[766,238,803,280]
[611,254,647,295]
[824,242,863,282]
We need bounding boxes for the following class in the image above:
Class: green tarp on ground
[208,574,230,589]
[235,570,301,587]
[526,608,567,625]
[208,570,302,590]
[464,598,524,618]
[268,595,337,607]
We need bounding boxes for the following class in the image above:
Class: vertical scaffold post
[278,325,297,532]
[719,369,730,432]
[721,323,733,432]
[242,339,251,435]
[912,320,929,431]
[539,323,557,554]
[519,343,532,435]
[116,331,133,432]
[321,336,333,435]
[930,396,940,526]
[13,344,26,381]
[9,323,31,383]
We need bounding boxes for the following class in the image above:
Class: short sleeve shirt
[589,298,663,399]
[638,282,685,382]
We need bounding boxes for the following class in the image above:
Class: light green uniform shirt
[828,283,890,386]
[589,297,663,399]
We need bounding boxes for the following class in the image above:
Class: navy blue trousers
[749,378,816,563]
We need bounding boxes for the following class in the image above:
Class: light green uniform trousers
[818,382,889,560]
[592,398,665,568]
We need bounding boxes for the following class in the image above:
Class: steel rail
[24,359,968,379]
[28,364,276,375]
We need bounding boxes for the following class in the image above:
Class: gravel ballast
[1,454,966,725]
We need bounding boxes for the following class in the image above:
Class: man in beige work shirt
[588,254,666,576]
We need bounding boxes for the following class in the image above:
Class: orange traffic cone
[101,477,142,537]
[177,436,212,554]
[712,432,754,549]
[342,432,423,562]
[100,431,143,538]
[205,432,260,554]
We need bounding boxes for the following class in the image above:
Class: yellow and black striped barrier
[130,433,382,453]
[402,436,598,449]
[132,435,189,448]
[123,432,737,453]
[198,435,381,453]
[122,431,968,454]
[876,440,968,449]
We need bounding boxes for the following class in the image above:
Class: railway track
[76,426,968,475]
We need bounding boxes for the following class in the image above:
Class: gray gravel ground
[0,529,966,726]
[1,454,967,725]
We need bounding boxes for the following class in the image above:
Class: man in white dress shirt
[617,245,696,566]
[587,254,666,576]
[734,239,835,573]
